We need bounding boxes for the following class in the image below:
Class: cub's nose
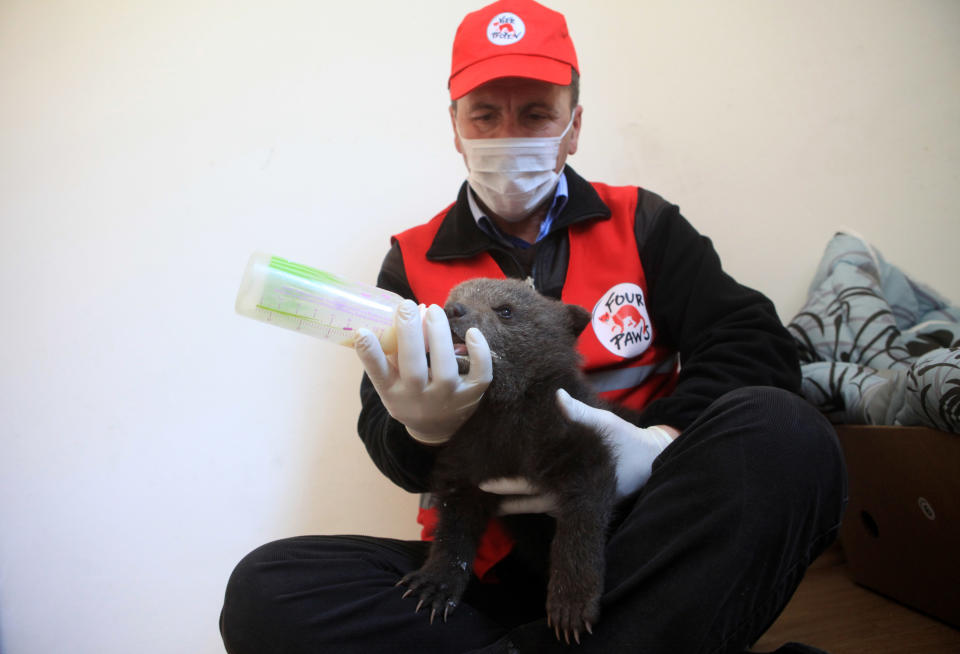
[445,302,468,320]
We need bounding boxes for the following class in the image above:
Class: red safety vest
[393,181,679,578]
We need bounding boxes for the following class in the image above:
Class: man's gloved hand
[355,300,493,445]
[480,388,676,514]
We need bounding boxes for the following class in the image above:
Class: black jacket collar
[425,166,612,261]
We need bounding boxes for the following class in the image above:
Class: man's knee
[220,540,288,653]
[712,386,847,530]
[674,386,847,517]
[735,386,841,470]
[220,535,432,653]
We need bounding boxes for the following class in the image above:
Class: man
[220,1,846,652]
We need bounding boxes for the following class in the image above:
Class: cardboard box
[836,425,960,627]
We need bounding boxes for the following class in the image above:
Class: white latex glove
[479,388,676,514]
[355,300,493,445]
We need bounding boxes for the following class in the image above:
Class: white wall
[1,1,957,652]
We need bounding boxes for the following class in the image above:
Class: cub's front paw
[397,562,470,625]
[546,578,601,645]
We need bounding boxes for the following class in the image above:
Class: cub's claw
[397,567,467,625]
[546,585,600,645]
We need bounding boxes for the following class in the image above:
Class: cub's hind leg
[545,479,616,644]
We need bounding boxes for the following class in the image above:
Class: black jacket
[358,167,801,492]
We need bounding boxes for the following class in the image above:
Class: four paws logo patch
[486,12,525,45]
[591,283,653,358]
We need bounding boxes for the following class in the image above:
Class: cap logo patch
[487,12,525,46]
[591,283,653,358]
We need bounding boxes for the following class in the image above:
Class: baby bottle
[235,252,401,353]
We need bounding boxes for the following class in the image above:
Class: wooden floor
[751,544,960,653]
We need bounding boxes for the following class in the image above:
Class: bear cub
[398,277,619,644]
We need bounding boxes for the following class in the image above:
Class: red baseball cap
[449,0,579,100]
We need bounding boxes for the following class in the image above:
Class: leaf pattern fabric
[788,232,960,433]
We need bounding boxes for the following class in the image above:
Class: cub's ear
[566,304,592,337]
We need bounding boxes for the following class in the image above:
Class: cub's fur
[398,278,619,644]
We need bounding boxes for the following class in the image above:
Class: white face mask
[458,113,575,222]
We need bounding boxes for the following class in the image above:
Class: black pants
[220,387,847,654]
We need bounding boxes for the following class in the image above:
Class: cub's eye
[493,305,513,320]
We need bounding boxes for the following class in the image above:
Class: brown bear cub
[398,277,619,644]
